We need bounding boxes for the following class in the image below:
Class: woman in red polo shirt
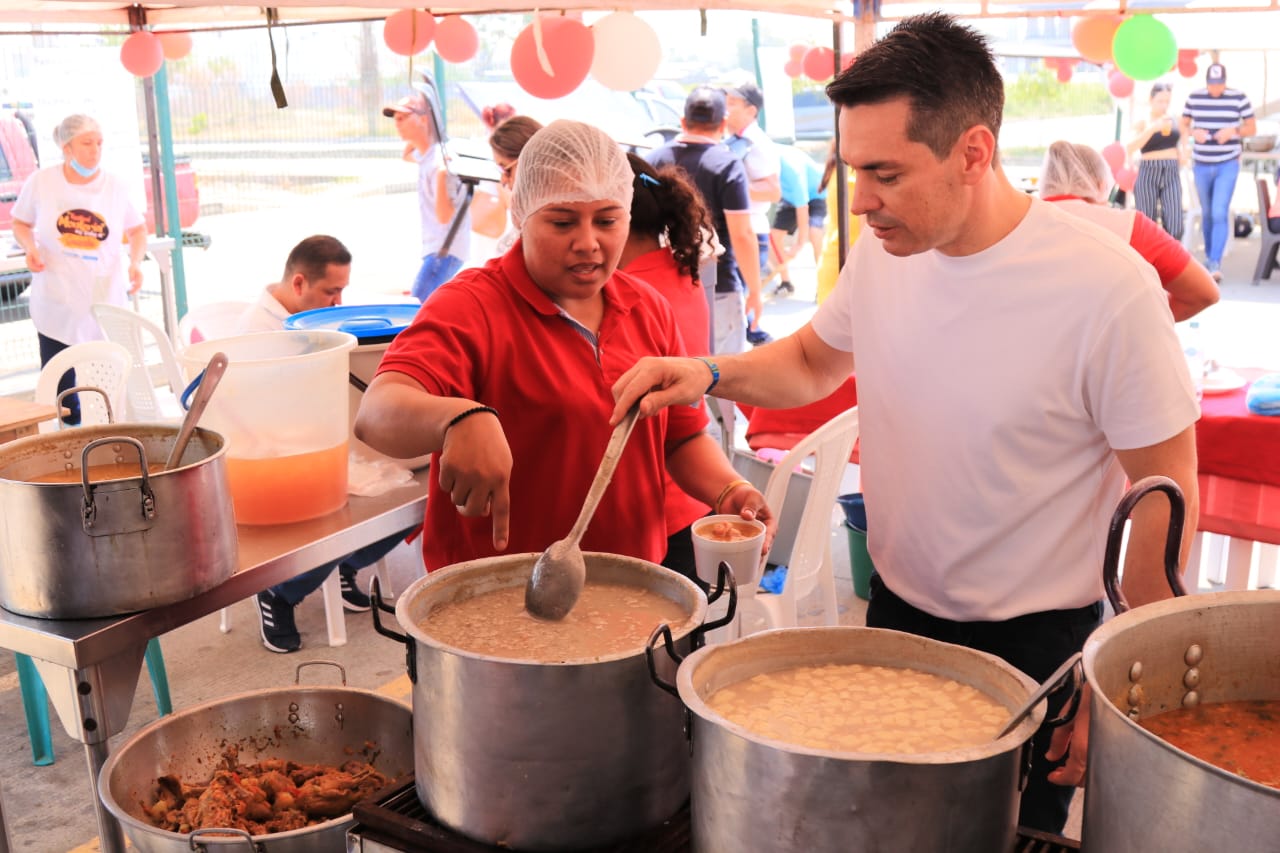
[356,120,773,573]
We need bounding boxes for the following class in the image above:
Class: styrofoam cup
[692,514,766,587]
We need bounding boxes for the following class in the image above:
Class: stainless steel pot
[373,552,730,851]
[655,626,1045,852]
[0,423,238,619]
[99,663,414,852]
[1082,477,1280,851]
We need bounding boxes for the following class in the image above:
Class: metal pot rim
[395,551,708,666]
[677,626,1044,763]
[0,422,228,483]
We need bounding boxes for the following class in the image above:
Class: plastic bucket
[181,330,357,525]
[838,493,873,601]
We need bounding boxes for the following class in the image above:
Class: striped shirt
[1182,87,1255,164]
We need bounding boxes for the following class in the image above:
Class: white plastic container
[182,330,357,525]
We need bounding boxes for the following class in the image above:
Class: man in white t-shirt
[613,13,1200,837]
[237,234,351,333]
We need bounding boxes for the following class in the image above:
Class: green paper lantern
[1112,15,1178,81]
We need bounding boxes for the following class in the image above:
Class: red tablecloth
[742,376,859,462]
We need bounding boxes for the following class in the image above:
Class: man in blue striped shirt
[1179,62,1256,280]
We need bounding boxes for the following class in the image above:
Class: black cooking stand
[350,776,1078,852]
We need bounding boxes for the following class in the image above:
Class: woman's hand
[24,247,45,273]
[718,482,777,559]
[127,262,143,294]
[437,412,514,550]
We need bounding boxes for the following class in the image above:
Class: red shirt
[1043,195,1190,286]
[377,242,709,571]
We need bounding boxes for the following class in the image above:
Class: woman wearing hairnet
[11,114,147,423]
[1039,140,1217,322]
[356,120,774,573]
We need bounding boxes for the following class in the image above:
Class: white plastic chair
[176,300,253,348]
[91,303,186,421]
[736,407,860,636]
[33,341,132,431]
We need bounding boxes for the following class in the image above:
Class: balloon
[434,15,478,63]
[511,16,594,99]
[157,31,192,61]
[1107,71,1134,99]
[803,46,835,82]
[1071,15,1121,64]
[784,59,803,79]
[1179,58,1198,78]
[789,44,808,62]
[841,54,856,72]
[383,10,434,57]
[590,12,661,92]
[1114,166,1138,193]
[1101,142,1126,174]
[1112,15,1178,81]
[1056,62,1074,84]
[120,31,164,78]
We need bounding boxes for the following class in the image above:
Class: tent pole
[153,62,187,330]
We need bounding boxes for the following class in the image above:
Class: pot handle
[54,384,115,430]
[294,660,347,686]
[645,623,683,699]
[187,827,262,851]
[1102,475,1188,615]
[692,561,738,649]
[370,577,416,684]
[78,436,156,532]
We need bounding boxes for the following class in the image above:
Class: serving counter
[0,470,428,853]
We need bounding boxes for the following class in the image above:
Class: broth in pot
[28,461,159,484]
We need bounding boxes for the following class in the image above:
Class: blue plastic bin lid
[284,304,419,344]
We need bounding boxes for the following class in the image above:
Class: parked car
[792,88,835,141]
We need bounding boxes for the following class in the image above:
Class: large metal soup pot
[99,668,414,852]
[0,424,237,619]
[660,626,1045,852]
[378,551,724,851]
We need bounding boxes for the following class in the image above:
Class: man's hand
[611,356,709,424]
[127,262,144,294]
[24,247,45,273]
[436,413,514,551]
[1192,128,1211,144]
[1045,682,1092,788]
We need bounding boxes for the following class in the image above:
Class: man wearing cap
[646,86,761,356]
[723,79,781,346]
[1180,62,1256,280]
[383,91,471,300]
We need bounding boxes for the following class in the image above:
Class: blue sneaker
[746,327,773,346]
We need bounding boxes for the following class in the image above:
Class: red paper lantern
[120,31,164,78]
[157,31,192,62]
[383,10,434,57]
[1107,70,1134,99]
[1071,15,1121,64]
[841,54,856,72]
[789,44,808,62]
[1056,62,1074,83]
[784,59,803,79]
[1179,58,1199,78]
[1044,57,1060,70]
[434,15,478,63]
[511,16,594,99]
[1114,166,1137,193]
[803,46,835,82]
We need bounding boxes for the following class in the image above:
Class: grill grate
[1014,825,1083,852]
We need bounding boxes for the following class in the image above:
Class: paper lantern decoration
[1107,71,1134,99]
[1177,49,1198,79]
[1056,62,1074,84]
[383,10,434,57]
[784,59,803,79]
[789,44,808,62]
[591,12,661,92]
[1114,166,1137,193]
[120,31,164,78]
[841,54,856,72]
[1112,15,1178,82]
[435,16,478,63]
[511,16,594,99]
[803,46,835,82]
[1071,16,1121,64]
[1101,142,1126,175]
[157,31,193,62]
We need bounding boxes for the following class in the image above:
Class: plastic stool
[16,637,171,766]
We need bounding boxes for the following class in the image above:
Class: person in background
[384,88,470,301]
[354,119,774,573]
[481,102,516,132]
[723,79,780,346]
[646,87,758,356]
[1127,82,1184,241]
[11,113,146,424]
[769,143,826,297]
[612,14,1199,835]
[1041,141,1218,321]
[470,115,544,258]
[619,153,715,579]
[1180,62,1256,281]
[235,235,411,653]
[1269,175,1280,232]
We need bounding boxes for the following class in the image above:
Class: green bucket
[843,519,874,602]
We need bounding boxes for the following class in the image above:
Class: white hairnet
[509,120,634,227]
[1039,140,1111,203]
[53,114,102,147]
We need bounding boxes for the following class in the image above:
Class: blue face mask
[67,157,99,178]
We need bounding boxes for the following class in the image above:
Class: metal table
[0,471,428,853]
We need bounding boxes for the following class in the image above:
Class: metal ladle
[994,652,1083,740]
[525,405,640,621]
[164,352,228,471]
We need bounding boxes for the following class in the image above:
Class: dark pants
[269,527,411,606]
[865,572,1102,835]
[37,333,79,425]
[662,523,697,583]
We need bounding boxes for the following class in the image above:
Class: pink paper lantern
[157,31,193,62]
[1101,142,1127,175]
[120,31,164,78]
[511,16,594,99]
[1056,62,1074,83]
[1107,71,1134,99]
[803,46,835,82]
[789,44,808,62]
[434,15,478,63]
[591,12,661,92]
[784,59,803,79]
[383,10,434,57]
[1114,166,1137,193]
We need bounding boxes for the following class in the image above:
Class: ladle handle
[1102,475,1187,615]
[995,652,1083,740]
[166,352,227,471]
[566,405,640,544]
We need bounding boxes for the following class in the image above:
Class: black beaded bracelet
[445,405,499,434]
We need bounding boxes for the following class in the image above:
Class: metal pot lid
[285,304,419,344]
